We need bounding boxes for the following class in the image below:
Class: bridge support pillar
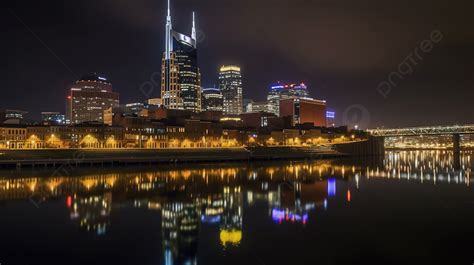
[453,134,461,170]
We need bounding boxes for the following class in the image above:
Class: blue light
[326,111,336,118]
[201,215,221,224]
[328,178,336,197]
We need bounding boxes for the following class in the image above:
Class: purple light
[294,84,307,89]
[272,208,310,224]
[271,82,307,90]
[328,178,336,197]
[272,208,285,222]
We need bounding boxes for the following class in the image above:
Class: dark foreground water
[0,150,473,265]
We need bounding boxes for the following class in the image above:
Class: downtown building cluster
[0,1,346,150]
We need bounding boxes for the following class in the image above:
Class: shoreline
[0,147,347,169]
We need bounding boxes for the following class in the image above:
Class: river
[0,150,472,264]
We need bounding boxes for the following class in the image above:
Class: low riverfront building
[0,108,361,150]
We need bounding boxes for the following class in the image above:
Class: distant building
[242,98,253,112]
[147,98,162,106]
[104,106,134,126]
[125,103,146,116]
[326,111,336,127]
[219,65,243,115]
[161,5,201,112]
[41,112,65,125]
[267,82,309,116]
[202,88,223,112]
[0,109,28,124]
[246,101,269,113]
[279,98,327,126]
[66,74,119,124]
[240,112,276,128]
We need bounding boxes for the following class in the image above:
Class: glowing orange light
[67,96,72,100]
[67,195,72,208]
[347,190,351,202]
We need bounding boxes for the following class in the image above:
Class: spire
[191,11,197,42]
[167,0,170,18]
[165,0,173,59]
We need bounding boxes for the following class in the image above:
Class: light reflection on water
[0,150,473,265]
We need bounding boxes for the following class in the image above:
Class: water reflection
[69,192,112,235]
[380,150,472,185]
[0,150,472,264]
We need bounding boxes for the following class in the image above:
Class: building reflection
[0,150,472,263]
[69,192,112,236]
[162,202,199,265]
[219,186,242,247]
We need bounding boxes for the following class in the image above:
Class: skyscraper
[201,87,223,112]
[161,1,201,112]
[267,82,309,116]
[66,74,119,124]
[219,66,243,115]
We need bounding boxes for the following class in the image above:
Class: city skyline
[2,2,474,263]
[3,0,473,127]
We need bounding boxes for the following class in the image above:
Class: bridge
[367,124,474,170]
[367,125,474,137]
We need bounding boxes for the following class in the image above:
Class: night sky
[3,0,473,128]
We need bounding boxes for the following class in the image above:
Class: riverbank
[0,147,343,169]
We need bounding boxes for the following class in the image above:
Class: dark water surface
[0,150,473,265]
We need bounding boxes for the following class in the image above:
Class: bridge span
[367,125,474,170]
[367,125,474,137]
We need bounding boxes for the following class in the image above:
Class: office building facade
[246,101,269,113]
[41,112,66,125]
[219,66,243,115]
[279,98,327,126]
[202,88,223,112]
[0,109,28,124]
[267,82,309,116]
[66,74,119,124]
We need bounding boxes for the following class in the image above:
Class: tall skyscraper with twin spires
[161,0,202,112]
